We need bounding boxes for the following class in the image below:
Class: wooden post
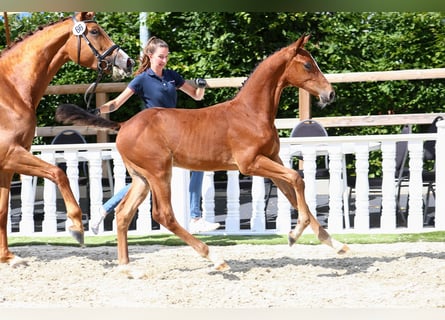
[95,92,108,143]
[3,12,11,46]
[298,88,311,120]
[298,88,311,170]
[95,92,110,182]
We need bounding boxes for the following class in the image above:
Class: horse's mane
[233,45,286,99]
[0,16,70,57]
[231,60,263,99]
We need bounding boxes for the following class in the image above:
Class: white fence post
[41,151,58,234]
[110,150,126,233]
[7,191,12,233]
[251,176,266,232]
[166,168,190,232]
[301,145,317,216]
[20,174,36,234]
[327,144,344,232]
[407,141,424,231]
[225,170,240,232]
[202,171,216,223]
[354,143,370,231]
[380,141,397,231]
[136,196,152,233]
[435,120,445,230]
[276,146,292,233]
[64,151,81,204]
[87,150,104,230]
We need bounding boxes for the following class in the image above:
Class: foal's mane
[232,60,265,99]
[0,16,69,57]
[233,45,288,98]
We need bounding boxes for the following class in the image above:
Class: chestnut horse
[56,35,349,271]
[0,12,134,265]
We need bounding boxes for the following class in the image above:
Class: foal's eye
[304,62,312,71]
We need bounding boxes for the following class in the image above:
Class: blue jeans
[102,183,131,213]
[102,171,204,219]
[189,171,203,219]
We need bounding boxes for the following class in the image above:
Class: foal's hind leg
[114,177,150,265]
[150,176,229,271]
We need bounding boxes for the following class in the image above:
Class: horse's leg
[149,174,229,271]
[114,177,150,265]
[270,176,348,253]
[242,155,348,254]
[1,149,84,244]
[0,172,17,264]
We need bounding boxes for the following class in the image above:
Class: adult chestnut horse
[0,12,134,265]
[57,35,349,271]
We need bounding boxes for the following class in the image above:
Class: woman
[90,36,220,234]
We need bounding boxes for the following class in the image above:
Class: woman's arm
[98,87,135,114]
[179,80,206,101]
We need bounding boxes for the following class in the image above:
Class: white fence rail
[8,121,445,237]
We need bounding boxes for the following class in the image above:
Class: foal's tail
[55,104,121,131]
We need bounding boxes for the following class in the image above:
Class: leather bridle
[72,15,120,109]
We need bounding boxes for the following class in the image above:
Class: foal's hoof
[116,265,148,279]
[69,228,85,246]
[288,231,297,247]
[214,261,231,272]
[337,244,350,255]
[9,256,28,268]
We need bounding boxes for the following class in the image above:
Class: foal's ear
[294,34,311,51]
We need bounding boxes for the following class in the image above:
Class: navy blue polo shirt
[128,68,185,108]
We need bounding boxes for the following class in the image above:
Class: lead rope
[84,70,104,110]
[84,44,119,110]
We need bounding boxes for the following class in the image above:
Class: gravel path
[0,242,444,309]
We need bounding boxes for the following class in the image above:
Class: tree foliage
[0,12,444,137]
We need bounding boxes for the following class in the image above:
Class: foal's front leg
[243,155,349,254]
[271,176,348,254]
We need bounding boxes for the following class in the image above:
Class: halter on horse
[57,35,348,271]
[0,12,134,265]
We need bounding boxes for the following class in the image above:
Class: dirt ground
[0,241,444,309]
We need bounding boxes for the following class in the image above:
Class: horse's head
[285,34,335,108]
[67,12,134,80]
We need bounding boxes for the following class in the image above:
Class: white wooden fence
[9,68,445,237]
[8,120,445,237]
